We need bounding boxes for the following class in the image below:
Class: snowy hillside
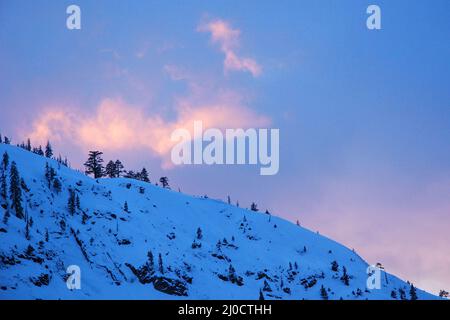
[0,143,437,300]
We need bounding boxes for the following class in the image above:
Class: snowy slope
[0,143,438,300]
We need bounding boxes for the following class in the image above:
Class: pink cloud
[198,19,262,77]
[26,96,270,168]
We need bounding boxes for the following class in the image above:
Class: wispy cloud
[197,19,262,77]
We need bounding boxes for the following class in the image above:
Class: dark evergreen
[84,151,104,178]
[2,152,9,169]
[341,266,350,286]
[159,176,169,189]
[45,141,53,158]
[0,164,7,202]
[320,285,328,300]
[75,194,80,209]
[105,160,117,178]
[124,170,135,179]
[9,161,24,219]
[331,260,339,272]
[36,146,44,156]
[140,168,149,182]
[158,253,164,274]
[53,178,62,194]
[196,227,203,240]
[439,290,449,298]
[68,189,76,215]
[409,284,418,300]
[114,160,124,177]
[146,250,155,273]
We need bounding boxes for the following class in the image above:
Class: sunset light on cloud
[27,95,270,166]
[198,19,262,77]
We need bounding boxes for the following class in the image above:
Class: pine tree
[4,136,10,144]
[68,189,76,215]
[24,208,31,240]
[9,161,24,219]
[140,168,149,182]
[75,194,80,209]
[146,250,155,273]
[45,163,51,188]
[391,290,397,299]
[2,152,9,169]
[26,138,32,151]
[320,285,328,300]
[439,290,449,298]
[2,208,10,224]
[123,201,129,213]
[341,266,350,285]
[159,177,169,189]
[331,260,339,272]
[409,284,418,300]
[158,253,164,274]
[124,170,135,179]
[105,160,117,178]
[250,202,258,211]
[1,154,10,212]
[84,151,104,178]
[114,160,124,177]
[0,165,7,203]
[53,178,62,194]
[196,227,203,240]
[45,141,53,158]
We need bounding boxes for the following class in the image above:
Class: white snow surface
[0,144,438,300]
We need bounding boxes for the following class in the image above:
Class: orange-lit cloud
[198,19,262,77]
[27,96,270,168]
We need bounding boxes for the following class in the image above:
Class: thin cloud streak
[198,19,262,77]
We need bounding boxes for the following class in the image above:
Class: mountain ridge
[0,143,438,299]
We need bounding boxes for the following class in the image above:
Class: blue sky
[0,0,449,294]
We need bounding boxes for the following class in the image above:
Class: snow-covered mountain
[0,143,437,300]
